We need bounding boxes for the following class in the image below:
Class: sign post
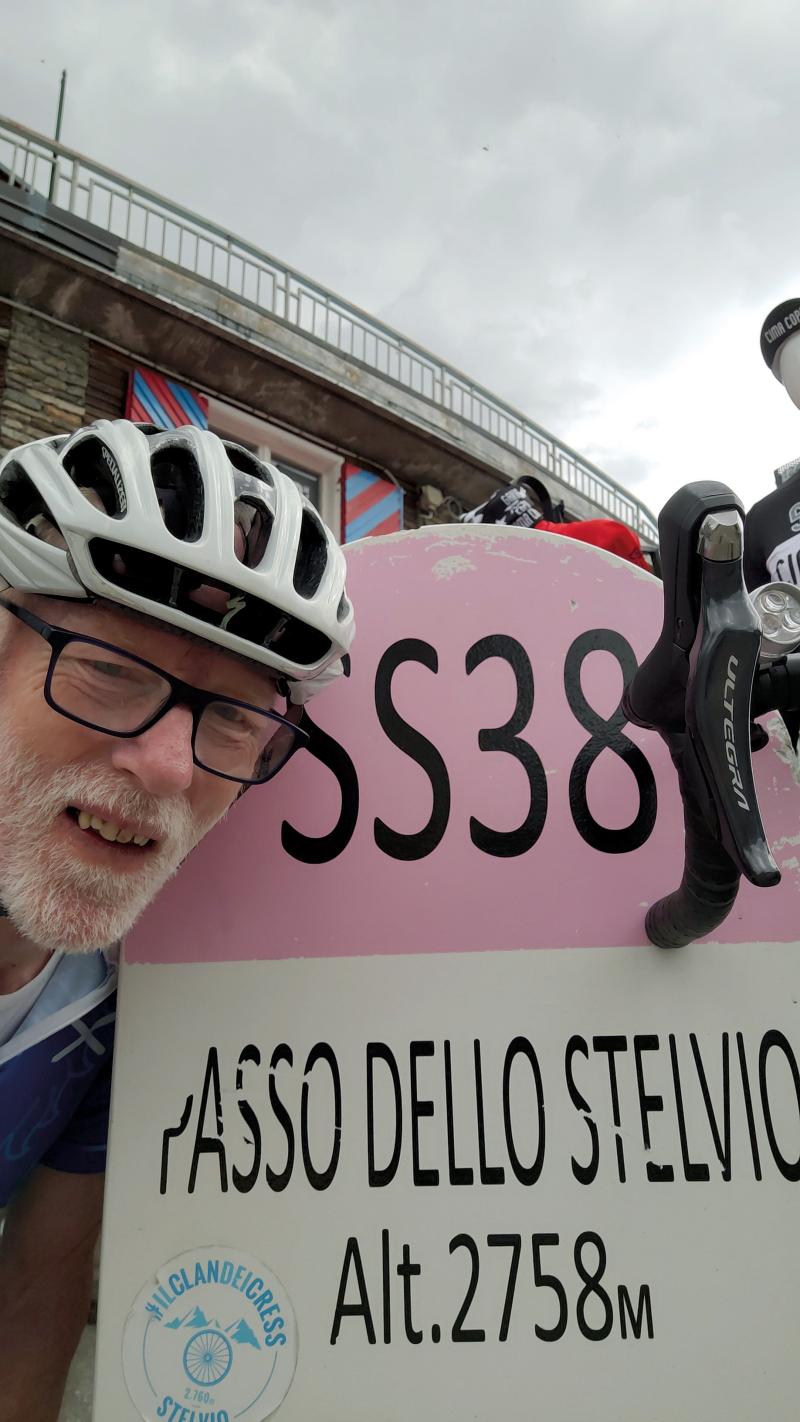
[95,525,800,1421]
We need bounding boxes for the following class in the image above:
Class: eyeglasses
[0,600,310,785]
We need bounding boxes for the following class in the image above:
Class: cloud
[2,0,799,516]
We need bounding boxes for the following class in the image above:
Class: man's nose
[109,706,195,795]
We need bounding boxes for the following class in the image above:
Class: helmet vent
[63,436,127,517]
[293,510,328,598]
[150,445,204,543]
[234,497,273,568]
[88,539,331,666]
[224,443,274,487]
[0,462,62,545]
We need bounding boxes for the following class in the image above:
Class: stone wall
[85,342,131,425]
[0,307,457,534]
[0,307,89,458]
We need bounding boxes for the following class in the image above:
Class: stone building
[0,115,657,552]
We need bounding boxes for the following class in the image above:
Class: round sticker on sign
[122,1247,298,1422]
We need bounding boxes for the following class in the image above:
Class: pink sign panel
[125,526,800,964]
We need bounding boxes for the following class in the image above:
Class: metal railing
[0,114,658,541]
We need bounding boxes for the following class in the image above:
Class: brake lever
[624,481,778,889]
[686,510,778,886]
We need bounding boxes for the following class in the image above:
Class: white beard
[0,725,223,953]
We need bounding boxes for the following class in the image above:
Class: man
[743,300,800,749]
[0,419,354,1420]
[461,474,653,570]
[747,297,800,594]
[743,461,800,592]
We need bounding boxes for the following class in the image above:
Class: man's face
[0,596,278,953]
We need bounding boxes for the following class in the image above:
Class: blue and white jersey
[0,952,117,1206]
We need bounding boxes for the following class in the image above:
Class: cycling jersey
[462,486,543,528]
[744,472,800,591]
[0,952,60,1047]
[744,473,800,748]
[0,952,116,1206]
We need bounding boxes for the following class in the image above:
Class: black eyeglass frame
[0,598,310,785]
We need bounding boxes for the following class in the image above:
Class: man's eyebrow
[61,598,281,691]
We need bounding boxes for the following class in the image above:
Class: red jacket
[460,486,651,570]
[536,518,651,570]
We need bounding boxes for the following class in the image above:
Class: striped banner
[126,368,208,430]
[342,462,403,543]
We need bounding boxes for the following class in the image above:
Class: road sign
[96,526,800,1421]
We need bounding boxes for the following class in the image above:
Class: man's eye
[209,702,250,727]
[88,660,130,680]
[72,656,152,691]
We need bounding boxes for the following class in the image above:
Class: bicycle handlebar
[642,736,743,948]
[623,481,780,949]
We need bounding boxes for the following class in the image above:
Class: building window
[271,458,320,509]
[207,399,340,536]
[127,369,208,429]
[341,462,404,542]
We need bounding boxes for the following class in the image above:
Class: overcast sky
[3,0,800,517]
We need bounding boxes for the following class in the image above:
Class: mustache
[0,725,225,953]
[5,755,198,850]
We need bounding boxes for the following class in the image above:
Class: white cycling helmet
[0,419,354,700]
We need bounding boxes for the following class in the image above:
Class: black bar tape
[646,734,740,949]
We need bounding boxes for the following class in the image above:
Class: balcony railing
[0,114,658,541]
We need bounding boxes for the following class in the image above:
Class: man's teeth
[76,810,151,846]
